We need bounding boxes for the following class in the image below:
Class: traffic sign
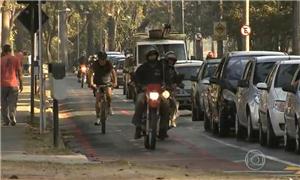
[17,4,49,33]
[241,25,251,36]
[213,21,227,41]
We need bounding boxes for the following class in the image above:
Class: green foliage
[5,0,295,61]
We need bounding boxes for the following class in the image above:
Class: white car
[257,60,300,147]
[283,67,300,153]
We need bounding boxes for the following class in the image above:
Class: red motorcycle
[142,84,171,150]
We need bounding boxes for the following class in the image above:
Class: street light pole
[294,1,300,55]
[245,0,250,51]
[181,0,185,34]
[77,21,80,59]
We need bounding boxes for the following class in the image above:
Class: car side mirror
[282,84,297,94]
[190,75,198,82]
[256,82,268,90]
[238,80,249,88]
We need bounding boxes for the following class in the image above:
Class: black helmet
[97,51,107,60]
[146,49,159,60]
[165,51,177,63]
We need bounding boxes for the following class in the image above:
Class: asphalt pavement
[58,75,300,176]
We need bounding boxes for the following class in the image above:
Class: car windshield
[202,63,219,79]
[176,66,201,80]
[223,56,250,81]
[138,44,186,64]
[253,62,275,85]
[274,64,299,88]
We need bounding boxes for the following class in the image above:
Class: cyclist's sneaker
[94,118,101,126]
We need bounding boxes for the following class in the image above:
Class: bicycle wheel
[100,99,107,134]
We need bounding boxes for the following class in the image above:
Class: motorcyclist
[164,51,180,128]
[132,49,171,139]
[89,51,117,126]
[77,52,88,82]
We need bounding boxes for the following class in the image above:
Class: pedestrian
[206,51,215,60]
[1,44,23,126]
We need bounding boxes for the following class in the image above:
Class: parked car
[115,59,125,88]
[257,60,300,147]
[175,62,203,110]
[283,66,300,153]
[236,56,299,141]
[208,51,285,136]
[190,59,221,128]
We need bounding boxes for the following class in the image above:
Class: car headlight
[162,90,170,99]
[274,100,285,112]
[149,92,159,100]
[254,94,260,104]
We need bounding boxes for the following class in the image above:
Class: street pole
[38,0,45,133]
[217,0,223,58]
[245,0,250,51]
[53,98,59,147]
[294,1,300,55]
[77,21,80,59]
[181,0,185,34]
[30,4,35,121]
[169,0,173,25]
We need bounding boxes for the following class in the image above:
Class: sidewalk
[1,75,89,164]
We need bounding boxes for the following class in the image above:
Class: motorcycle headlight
[149,92,159,100]
[81,66,87,72]
[274,100,285,112]
[162,90,170,99]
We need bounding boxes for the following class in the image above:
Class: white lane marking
[233,160,245,163]
[202,133,300,168]
[224,170,293,174]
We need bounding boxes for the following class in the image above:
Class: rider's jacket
[91,60,113,85]
[134,61,163,91]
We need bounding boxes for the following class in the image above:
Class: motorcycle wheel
[144,108,157,150]
[81,77,84,88]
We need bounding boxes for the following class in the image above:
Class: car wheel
[296,123,300,154]
[284,122,295,151]
[246,113,255,142]
[192,103,199,121]
[218,109,229,137]
[235,114,245,140]
[266,114,278,148]
[259,116,266,146]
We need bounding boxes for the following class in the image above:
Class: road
[58,75,300,176]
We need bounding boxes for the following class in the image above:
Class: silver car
[283,67,300,153]
[175,62,203,110]
[235,56,292,141]
[257,59,300,148]
[191,59,221,129]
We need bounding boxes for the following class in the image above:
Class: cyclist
[89,51,117,126]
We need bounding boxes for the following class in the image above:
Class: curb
[1,154,90,164]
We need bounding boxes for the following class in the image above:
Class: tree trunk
[86,13,94,56]
[107,16,116,51]
[2,1,10,46]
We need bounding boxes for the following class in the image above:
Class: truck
[124,28,189,101]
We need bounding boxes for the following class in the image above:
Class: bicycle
[95,84,112,134]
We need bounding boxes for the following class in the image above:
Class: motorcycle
[80,65,87,88]
[141,83,171,150]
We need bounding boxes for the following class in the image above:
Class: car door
[286,69,300,135]
[237,61,253,126]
